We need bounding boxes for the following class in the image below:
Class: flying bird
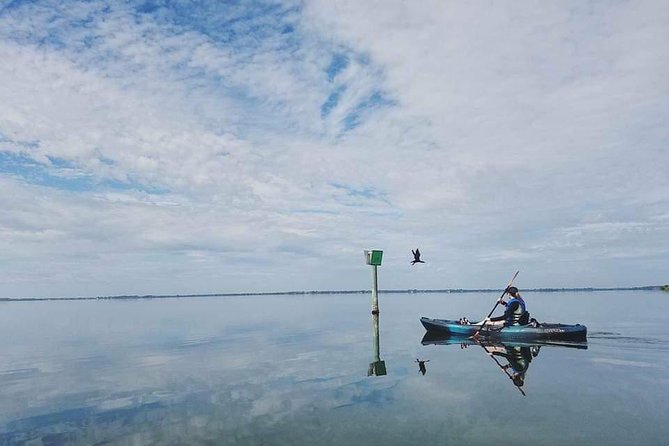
[411,248,425,265]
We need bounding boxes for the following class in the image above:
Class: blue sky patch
[0,151,92,192]
[136,1,159,15]
[331,182,375,199]
[291,208,339,215]
[320,85,346,118]
[330,182,381,199]
[137,0,300,48]
[0,151,167,194]
[343,90,394,131]
[329,182,393,208]
[46,155,77,169]
[326,53,348,82]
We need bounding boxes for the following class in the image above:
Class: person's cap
[512,374,525,387]
[506,286,519,294]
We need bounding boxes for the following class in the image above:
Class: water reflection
[368,313,387,376]
[2,293,667,445]
[415,359,429,375]
[422,332,587,394]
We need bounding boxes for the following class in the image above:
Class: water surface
[1,291,668,445]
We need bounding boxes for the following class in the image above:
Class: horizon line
[1,285,666,302]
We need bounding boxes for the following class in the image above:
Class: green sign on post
[364,250,383,266]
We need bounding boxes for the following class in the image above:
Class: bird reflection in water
[416,359,430,375]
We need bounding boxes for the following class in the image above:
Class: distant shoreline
[1,286,665,302]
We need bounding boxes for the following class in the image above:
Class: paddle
[471,270,520,338]
[477,341,526,396]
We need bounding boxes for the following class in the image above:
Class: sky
[1,0,668,298]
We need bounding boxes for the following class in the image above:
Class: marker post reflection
[368,313,386,376]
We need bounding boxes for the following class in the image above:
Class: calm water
[1,291,668,445]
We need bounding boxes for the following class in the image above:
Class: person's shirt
[490,296,526,324]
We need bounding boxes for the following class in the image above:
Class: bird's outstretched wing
[415,248,421,258]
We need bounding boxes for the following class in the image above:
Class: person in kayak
[482,286,530,327]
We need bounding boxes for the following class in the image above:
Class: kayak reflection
[422,332,587,395]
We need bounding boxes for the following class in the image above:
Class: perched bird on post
[411,248,425,265]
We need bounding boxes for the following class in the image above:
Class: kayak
[420,317,587,341]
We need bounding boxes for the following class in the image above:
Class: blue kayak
[420,317,587,341]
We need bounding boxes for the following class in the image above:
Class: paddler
[481,286,530,327]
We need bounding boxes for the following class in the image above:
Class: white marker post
[365,249,386,376]
[364,249,383,315]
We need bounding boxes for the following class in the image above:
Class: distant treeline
[1,285,666,302]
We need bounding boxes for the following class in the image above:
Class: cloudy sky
[1,0,668,298]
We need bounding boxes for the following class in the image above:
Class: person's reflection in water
[416,359,430,375]
[487,344,541,388]
[423,332,586,396]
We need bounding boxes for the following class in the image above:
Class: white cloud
[1,0,668,296]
